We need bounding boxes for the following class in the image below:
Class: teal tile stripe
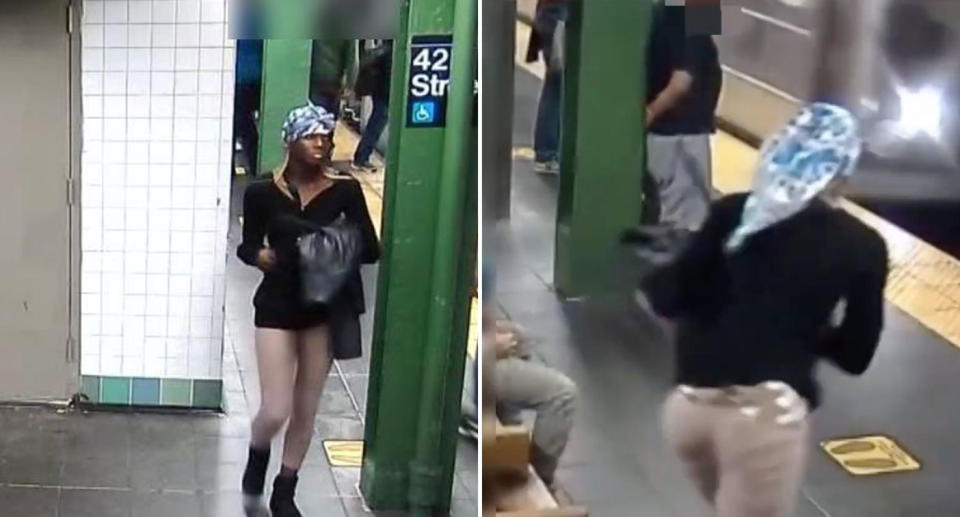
[101,377,131,404]
[132,378,161,405]
[81,376,101,404]
[162,379,192,407]
[80,376,222,409]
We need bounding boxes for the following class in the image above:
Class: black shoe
[269,474,302,517]
[242,446,271,496]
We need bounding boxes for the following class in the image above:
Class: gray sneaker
[533,160,560,175]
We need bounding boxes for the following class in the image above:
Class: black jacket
[641,194,889,408]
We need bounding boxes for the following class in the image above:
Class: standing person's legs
[534,67,562,166]
[647,133,713,232]
[494,357,578,485]
[234,83,261,175]
[677,134,713,230]
[243,328,298,496]
[532,3,566,169]
[270,324,333,516]
[251,329,299,447]
[353,95,389,167]
[714,415,809,517]
[281,324,334,470]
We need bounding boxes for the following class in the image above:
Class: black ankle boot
[269,473,302,517]
[242,446,271,496]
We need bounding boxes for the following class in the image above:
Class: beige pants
[661,386,810,517]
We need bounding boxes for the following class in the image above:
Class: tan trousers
[661,386,810,517]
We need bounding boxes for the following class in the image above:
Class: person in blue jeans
[525,0,568,175]
[352,40,393,172]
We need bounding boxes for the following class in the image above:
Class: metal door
[0,0,78,402]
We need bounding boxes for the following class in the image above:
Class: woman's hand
[256,248,278,272]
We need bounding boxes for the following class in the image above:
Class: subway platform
[491,22,960,516]
[0,129,478,517]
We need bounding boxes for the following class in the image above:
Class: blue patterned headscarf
[281,103,336,144]
[726,103,862,252]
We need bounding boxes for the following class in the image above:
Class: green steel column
[257,39,312,176]
[409,0,477,512]
[361,0,475,512]
[553,0,651,296]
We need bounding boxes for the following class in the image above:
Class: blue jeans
[354,95,389,165]
[533,2,567,163]
[534,69,562,163]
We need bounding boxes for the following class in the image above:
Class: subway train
[715,0,960,255]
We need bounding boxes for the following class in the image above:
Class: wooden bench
[484,418,587,517]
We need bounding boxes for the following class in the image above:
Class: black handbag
[297,216,363,305]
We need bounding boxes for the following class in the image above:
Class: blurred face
[288,133,331,167]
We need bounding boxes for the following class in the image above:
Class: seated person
[493,319,577,490]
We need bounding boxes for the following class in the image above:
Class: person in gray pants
[492,319,577,488]
[645,2,722,233]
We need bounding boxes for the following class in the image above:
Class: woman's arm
[237,184,269,267]
[819,233,889,375]
[640,196,743,318]
[346,180,381,264]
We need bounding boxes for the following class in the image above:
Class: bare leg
[281,324,333,469]
[251,328,298,449]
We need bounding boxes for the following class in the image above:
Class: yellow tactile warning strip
[820,435,921,476]
[513,22,960,349]
[711,134,960,349]
[333,123,479,360]
[512,146,535,160]
[323,440,364,467]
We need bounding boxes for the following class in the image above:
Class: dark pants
[353,94,389,165]
[234,82,261,175]
[533,2,567,163]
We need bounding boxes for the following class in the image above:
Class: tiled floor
[0,171,477,516]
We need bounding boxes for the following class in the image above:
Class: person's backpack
[355,43,391,98]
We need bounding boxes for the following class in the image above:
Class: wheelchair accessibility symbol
[412,101,436,124]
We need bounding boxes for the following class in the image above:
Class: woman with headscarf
[237,103,380,516]
[641,103,889,517]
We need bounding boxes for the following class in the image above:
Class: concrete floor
[0,176,477,517]
[496,65,960,516]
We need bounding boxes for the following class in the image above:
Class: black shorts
[253,305,329,331]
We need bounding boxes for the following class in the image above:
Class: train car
[715,0,960,254]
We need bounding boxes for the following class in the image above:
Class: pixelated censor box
[230,0,400,40]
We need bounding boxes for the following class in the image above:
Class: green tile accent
[131,378,161,405]
[81,376,101,403]
[100,377,131,405]
[192,380,223,409]
[161,379,192,406]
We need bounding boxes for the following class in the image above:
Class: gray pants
[647,133,713,231]
[495,357,578,484]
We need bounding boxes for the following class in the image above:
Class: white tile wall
[81,0,234,381]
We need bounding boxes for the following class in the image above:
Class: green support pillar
[257,39,312,176]
[360,0,477,512]
[554,0,651,296]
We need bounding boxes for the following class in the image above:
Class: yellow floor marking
[468,297,478,359]
[513,23,960,348]
[512,146,535,160]
[821,435,920,476]
[323,440,364,467]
